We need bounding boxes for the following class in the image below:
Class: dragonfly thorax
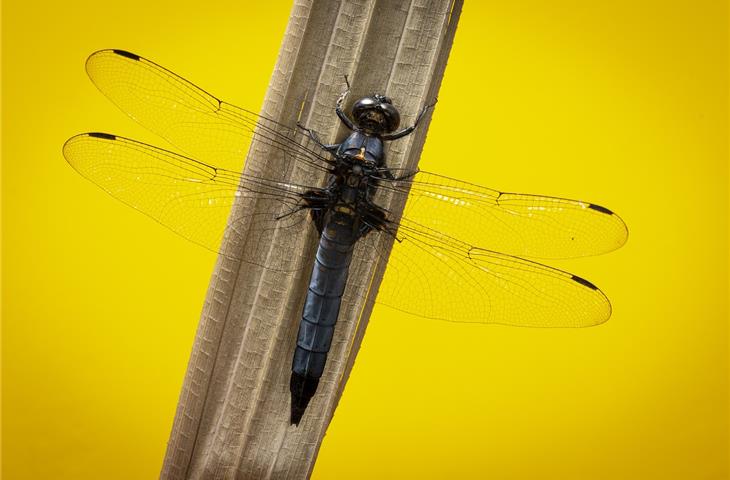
[336,131,385,166]
[333,161,375,206]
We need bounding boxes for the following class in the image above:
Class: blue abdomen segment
[290,215,357,424]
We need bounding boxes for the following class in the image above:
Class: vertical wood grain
[160,0,462,478]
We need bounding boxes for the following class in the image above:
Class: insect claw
[276,205,307,221]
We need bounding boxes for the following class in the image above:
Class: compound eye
[379,102,400,132]
[352,96,379,120]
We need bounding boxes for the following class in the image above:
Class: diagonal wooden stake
[161,0,462,478]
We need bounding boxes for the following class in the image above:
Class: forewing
[63,133,315,271]
[377,171,628,260]
[84,49,331,175]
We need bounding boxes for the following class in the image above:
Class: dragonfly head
[352,95,400,134]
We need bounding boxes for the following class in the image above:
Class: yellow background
[2,1,727,479]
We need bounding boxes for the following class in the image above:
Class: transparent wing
[63,132,316,271]
[361,218,611,326]
[76,49,623,325]
[85,49,332,175]
[376,171,628,260]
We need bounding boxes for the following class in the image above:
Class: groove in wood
[161,1,463,478]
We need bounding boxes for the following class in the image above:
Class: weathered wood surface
[160,0,462,478]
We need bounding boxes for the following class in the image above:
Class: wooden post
[160,0,462,478]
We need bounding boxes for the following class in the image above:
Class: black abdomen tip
[112,49,140,61]
[290,372,319,426]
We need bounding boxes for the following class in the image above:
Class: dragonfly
[63,50,628,425]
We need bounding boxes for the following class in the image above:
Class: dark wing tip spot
[88,132,116,140]
[112,49,140,61]
[571,275,598,290]
[588,203,614,215]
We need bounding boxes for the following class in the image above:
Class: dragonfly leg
[358,204,388,237]
[393,169,419,181]
[380,98,437,141]
[334,76,355,131]
[296,123,339,153]
[303,189,332,233]
[275,204,307,221]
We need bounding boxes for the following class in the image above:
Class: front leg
[381,98,437,141]
[335,75,355,131]
[297,123,339,152]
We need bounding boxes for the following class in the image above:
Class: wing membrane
[70,50,624,326]
[85,49,331,175]
[361,218,610,326]
[377,171,628,260]
[63,133,316,271]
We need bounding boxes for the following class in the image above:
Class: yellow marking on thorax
[335,205,353,215]
[354,147,366,162]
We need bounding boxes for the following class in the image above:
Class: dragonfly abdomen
[290,213,358,425]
